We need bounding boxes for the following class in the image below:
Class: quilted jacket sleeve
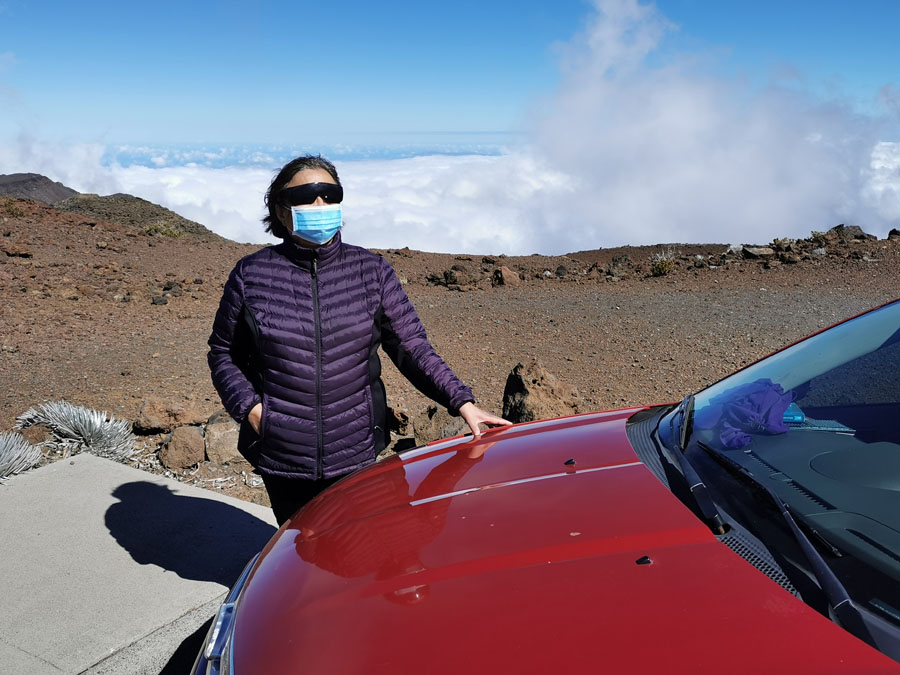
[207,261,261,423]
[378,258,475,415]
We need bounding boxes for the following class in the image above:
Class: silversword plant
[16,400,135,462]
[0,432,41,481]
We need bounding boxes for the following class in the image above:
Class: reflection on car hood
[234,409,899,674]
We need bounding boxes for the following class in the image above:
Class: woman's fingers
[482,413,512,428]
[460,403,512,437]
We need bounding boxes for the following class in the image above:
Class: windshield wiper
[663,396,725,535]
[697,440,874,646]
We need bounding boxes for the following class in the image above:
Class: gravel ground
[2,196,898,503]
[392,271,899,418]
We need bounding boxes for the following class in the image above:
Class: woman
[208,155,509,524]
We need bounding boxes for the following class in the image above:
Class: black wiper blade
[665,394,693,452]
[663,396,725,535]
[793,510,843,558]
[679,394,694,451]
[697,440,873,644]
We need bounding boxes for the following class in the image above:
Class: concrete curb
[0,454,276,674]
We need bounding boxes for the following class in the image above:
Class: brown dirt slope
[2,195,899,438]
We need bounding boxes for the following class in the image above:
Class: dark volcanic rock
[388,407,410,435]
[742,246,775,259]
[414,405,467,445]
[827,224,875,242]
[502,360,580,424]
[0,173,78,205]
[606,254,632,279]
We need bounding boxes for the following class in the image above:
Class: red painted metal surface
[233,409,900,674]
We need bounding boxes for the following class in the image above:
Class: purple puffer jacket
[208,232,474,479]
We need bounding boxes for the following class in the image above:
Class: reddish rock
[135,397,210,434]
[0,242,33,258]
[205,418,242,465]
[492,266,521,287]
[160,426,205,469]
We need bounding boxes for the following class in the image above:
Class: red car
[194,299,900,674]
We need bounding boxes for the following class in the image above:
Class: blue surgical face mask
[290,203,342,245]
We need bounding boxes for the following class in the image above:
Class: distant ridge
[54,193,222,240]
[1,172,221,240]
[0,173,78,205]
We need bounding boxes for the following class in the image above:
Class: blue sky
[0,0,579,142]
[1,0,897,144]
[657,1,899,112]
[0,0,898,252]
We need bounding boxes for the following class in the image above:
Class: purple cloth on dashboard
[695,378,794,449]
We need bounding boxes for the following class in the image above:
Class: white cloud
[0,135,118,193]
[863,142,900,222]
[113,154,577,253]
[526,0,899,246]
[340,154,572,254]
[111,164,276,244]
[1,136,898,254]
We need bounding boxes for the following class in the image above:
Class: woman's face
[279,168,339,248]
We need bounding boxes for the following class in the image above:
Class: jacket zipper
[312,256,324,479]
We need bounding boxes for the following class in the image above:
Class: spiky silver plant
[0,432,41,481]
[16,400,135,462]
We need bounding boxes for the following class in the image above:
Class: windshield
[669,300,900,586]
[694,300,900,449]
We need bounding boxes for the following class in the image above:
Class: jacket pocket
[237,421,262,467]
[259,394,269,440]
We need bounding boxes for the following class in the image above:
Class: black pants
[261,473,343,526]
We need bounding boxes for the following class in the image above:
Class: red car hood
[234,409,899,674]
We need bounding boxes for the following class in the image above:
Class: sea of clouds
[1,0,898,254]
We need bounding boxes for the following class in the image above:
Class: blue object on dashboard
[783,402,806,424]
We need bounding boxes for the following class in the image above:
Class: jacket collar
[277,230,343,269]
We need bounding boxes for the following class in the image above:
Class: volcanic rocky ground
[2,176,899,504]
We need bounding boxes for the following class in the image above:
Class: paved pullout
[0,454,277,674]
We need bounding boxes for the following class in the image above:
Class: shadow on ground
[105,481,275,586]
[159,615,214,675]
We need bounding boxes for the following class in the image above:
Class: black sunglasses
[278,182,343,206]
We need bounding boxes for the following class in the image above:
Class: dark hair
[263,155,341,239]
